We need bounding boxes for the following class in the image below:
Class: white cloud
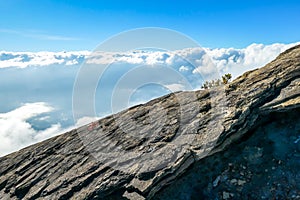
[204,42,300,78]
[85,51,172,65]
[165,83,186,92]
[192,54,219,80]
[0,102,108,157]
[0,102,53,121]
[1,42,298,79]
[33,124,62,141]
[75,116,99,127]
[179,65,189,72]
[65,59,79,66]
[0,51,89,68]
[37,116,50,121]
[0,102,66,156]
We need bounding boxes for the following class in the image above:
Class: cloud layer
[0,103,64,156]
[1,42,298,79]
[0,51,89,68]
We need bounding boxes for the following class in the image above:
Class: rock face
[0,45,300,200]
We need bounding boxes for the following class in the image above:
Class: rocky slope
[0,45,300,200]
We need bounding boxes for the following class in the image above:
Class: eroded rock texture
[0,45,300,200]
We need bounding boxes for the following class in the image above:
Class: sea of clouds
[0,42,298,156]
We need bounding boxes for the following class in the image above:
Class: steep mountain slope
[0,45,299,200]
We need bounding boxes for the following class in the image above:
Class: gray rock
[237,180,246,186]
[222,191,231,199]
[213,175,221,187]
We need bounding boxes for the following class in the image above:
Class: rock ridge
[0,45,300,199]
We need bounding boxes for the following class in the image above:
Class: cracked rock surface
[0,45,300,199]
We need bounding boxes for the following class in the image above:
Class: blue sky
[0,0,299,51]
